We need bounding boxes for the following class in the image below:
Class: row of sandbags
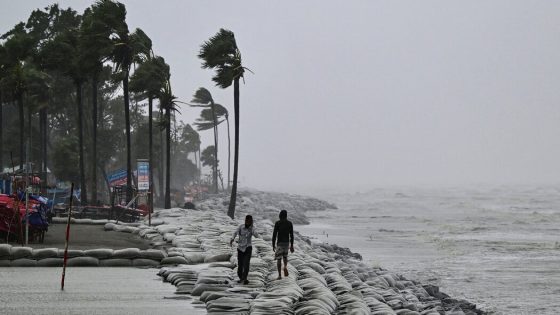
[0,243,170,267]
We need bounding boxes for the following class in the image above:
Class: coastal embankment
[138,190,486,314]
[1,190,486,314]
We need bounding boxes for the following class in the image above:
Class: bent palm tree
[199,29,246,219]
[95,0,152,201]
[191,87,219,193]
[130,55,169,210]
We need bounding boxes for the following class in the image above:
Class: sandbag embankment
[119,191,485,315]
[0,243,166,267]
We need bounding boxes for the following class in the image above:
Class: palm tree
[200,145,217,185]
[40,8,89,204]
[0,43,6,171]
[199,29,247,219]
[130,55,170,210]
[190,87,220,193]
[158,82,178,209]
[1,23,34,170]
[94,0,152,201]
[181,124,201,182]
[80,3,115,204]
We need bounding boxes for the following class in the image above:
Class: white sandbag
[83,248,114,259]
[99,258,132,267]
[73,218,93,224]
[161,256,188,265]
[57,249,85,258]
[32,248,59,259]
[139,249,166,260]
[67,256,99,267]
[183,252,206,264]
[0,244,11,258]
[104,222,116,231]
[204,253,232,263]
[112,248,141,259]
[10,246,33,259]
[132,258,160,267]
[11,258,37,267]
[37,258,63,267]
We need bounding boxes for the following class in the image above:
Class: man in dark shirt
[272,209,294,280]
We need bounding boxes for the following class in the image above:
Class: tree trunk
[159,107,164,206]
[91,77,98,204]
[123,70,132,202]
[226,115,231,190]
[39,108,47,193]
[148,96,153,212]
[77,82,88,205]
[211,102,219,193]
[227,78,240,219]
[164,107,171,209]
[18,93,24,170]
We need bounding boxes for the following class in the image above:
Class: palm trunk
[91,76,98,204]
[77,82,88,205]
[123,70,132,202]
[40,108,47,192]
[164,107,171,209]
[198,146,201,183]
[18,93,24,170]
[159,107,164,206]
[148,96,154,212]
[227,78,240,219]
[211,102,219,193]
[226,115,231,190]
[27,106,31,172]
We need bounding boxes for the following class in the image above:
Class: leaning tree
[199,29,247,219]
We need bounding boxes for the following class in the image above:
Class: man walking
[230,215,258,284]
[272,209,294,280]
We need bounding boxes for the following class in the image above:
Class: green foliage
[201,145,217,168]
[51,136,80,182]
[198,29,244,89]
[129,55,170,100]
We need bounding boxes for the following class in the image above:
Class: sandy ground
[8,223,151,250]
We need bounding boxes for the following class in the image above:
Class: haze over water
[299,185,560,315]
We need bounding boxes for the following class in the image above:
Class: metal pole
[61,183,74,291]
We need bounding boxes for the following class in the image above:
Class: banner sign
[137,160,149,191]
[108,169,127,187]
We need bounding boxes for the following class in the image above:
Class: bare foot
[276,275,282,280]
[283,268,289,277]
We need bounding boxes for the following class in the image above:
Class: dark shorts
[275,243,289,260]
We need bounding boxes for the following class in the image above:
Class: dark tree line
[1,1,246,217]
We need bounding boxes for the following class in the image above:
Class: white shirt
[231,224,259,252]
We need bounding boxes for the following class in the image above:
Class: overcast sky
[2,1,560,193]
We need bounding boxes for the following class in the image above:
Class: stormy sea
[299,185,560,315]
